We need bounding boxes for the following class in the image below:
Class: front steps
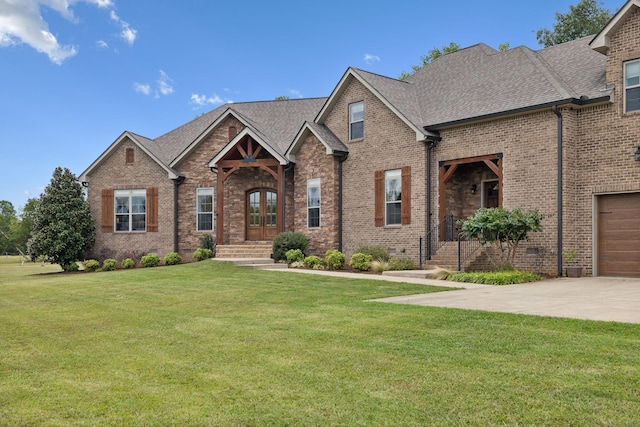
[215,242,273,259]
[214,242,288,270]
[421,241,487,272]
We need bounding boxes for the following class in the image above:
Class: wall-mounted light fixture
[635,147,640,161]
[470,184,477,194]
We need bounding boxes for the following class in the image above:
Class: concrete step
[212,257,289,270]
[216,244,272,259]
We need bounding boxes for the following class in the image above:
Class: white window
[307,178,320,228]
[385,169,401,226]
[115,189,146,232]
[349,101,364,140]
[197,188,214,231]
[625,60,640,113]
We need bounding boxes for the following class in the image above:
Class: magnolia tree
[460,207,545,270]
[28,167,95,271]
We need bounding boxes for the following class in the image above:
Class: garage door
[598,193,640,277]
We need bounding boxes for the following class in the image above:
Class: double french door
[246,189,278,240]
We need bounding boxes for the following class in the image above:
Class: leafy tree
[536,0,612,47]
[10,198,39,254]
[28,167,95,270]
[0,200,17,254]
[460,207,545,270]
[275,96,290,100]
[399,42,460,80]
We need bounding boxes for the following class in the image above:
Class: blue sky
[0,0,623,212]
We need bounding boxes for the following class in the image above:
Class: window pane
[131,196,146,214]
[198,195,213,213]
[350,121,364,140]
[308,207,320,228]
[115,214,129,231]
[115,197,129,214]
[308,186,320,207]
[385,170,401,202]
[198,213,213,231]
[386,202,401,225]
[627,87,640,112]
[626,61,640,87]
[350,102,363,121]
[131,214,146,231]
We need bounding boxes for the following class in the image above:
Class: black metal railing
[419,215,454,269]
[457,233,483,271]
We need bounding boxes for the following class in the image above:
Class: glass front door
[246,189,278,240]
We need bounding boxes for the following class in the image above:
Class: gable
[590,0,640,54]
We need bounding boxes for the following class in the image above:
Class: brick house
[81,0,640,277]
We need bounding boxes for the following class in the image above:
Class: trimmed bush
[272,232,310,261]
[193,248,213,261]
[84,259,100,272]
[140,253,160,268]
[388,257,415,271]
[450,270,541,285]
[102,258,117,271]
[285,249,305,264]
[67,262,80,272]
[199,234,216,256]
[350,253,372,272]
[164,252,182,266]
[121,258,135,269]
[354,245,390,262]
[324,249,346,270]
[304,255,324,269]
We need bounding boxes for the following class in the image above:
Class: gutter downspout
[552,105,563,277]
[173,176,185,253]
[282,162,295,234]
[337,151,349,253]
[425,134,441,261]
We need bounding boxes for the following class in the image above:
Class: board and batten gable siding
[86,137,175,261]
[323,77,426,261]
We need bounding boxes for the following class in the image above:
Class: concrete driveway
[375,276,640,324]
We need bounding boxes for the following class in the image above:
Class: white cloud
[364,53,381,64]
[190,93,225,107]
[109,10,136,45]
[157,70,173,95]
[134,82,151,95]
[0,0,131,64]
[289,89,303,98]
[96,39,108,48]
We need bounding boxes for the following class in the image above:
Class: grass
[1,256,640,425]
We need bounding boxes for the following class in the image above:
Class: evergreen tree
[28,167,95,270]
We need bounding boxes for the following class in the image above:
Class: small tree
[536,0,612,47]
[28,167,96,271]
[460,207,545,270]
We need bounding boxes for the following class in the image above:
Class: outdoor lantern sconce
[635,147,640,161]
[470,184,477,194]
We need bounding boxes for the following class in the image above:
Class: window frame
[196,188,214,231]
[114,189,146,232]
[624,59,640,113]
[349,101,364,141]
[307,178,321,228]
[384,169,402,226]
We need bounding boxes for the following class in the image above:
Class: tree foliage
[536,0,612,47]
[28,167,95,270]
[0,200,16,254]
[460,207,545,270]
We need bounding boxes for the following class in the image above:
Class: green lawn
[1,257,639,426]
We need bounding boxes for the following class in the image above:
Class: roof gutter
[424,96,610,131]
[552,105,563,278]
[335,151,349,252]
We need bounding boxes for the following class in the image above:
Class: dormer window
[349,101,364,140]
[625,59,640,113]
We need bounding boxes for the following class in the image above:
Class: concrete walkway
[252,265,640,324]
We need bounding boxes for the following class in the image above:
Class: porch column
[277,164,284,233]
[216,168,224,246]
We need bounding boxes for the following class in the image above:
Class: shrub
[121,258,135,269]
[102,258,117,271]
[272,232,310,261]
[450,270,541,285]
[199,234,216,256]
[388,257,415,271]
[350,253,372,272]
[140,253,160,268]
[324,249,346,270]
[304,255,324,269]
[193,248,213,261]
[370,260,390,273]
[290,261,305,268]
[427,267,455,280]
[66,262,80,272]
[164,252,182,266]
[84,259,100,272]
[354,245,390,262]
[285,249,305,264]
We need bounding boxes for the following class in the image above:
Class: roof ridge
[520,47,577,99]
